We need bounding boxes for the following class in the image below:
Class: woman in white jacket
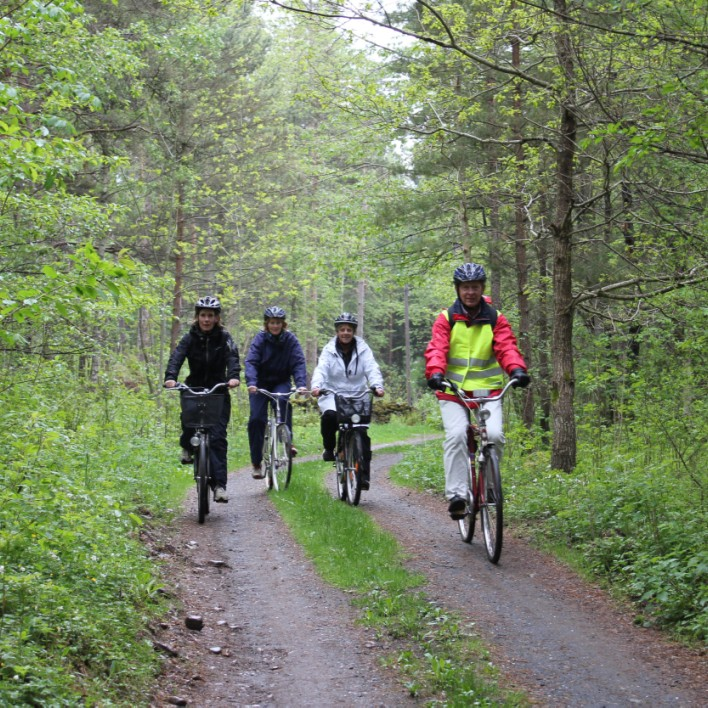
[311,313,384,488]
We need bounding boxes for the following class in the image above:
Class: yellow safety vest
[443,310,504,394]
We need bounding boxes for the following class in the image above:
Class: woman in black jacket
[164,296,240,502]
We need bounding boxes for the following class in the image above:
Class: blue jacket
[245,329,307,389]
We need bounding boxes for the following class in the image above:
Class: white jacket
[311,336,384,413]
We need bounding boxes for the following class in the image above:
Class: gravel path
[150,450,706,707]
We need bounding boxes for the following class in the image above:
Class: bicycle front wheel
[262,421,273,489]
[273,424,292,490]
[196,438,209,524]
[479,447,503,563]
[334,435,347,501]
[458,460,476,543]
[345,430,364,506]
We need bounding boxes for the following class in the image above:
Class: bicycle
[255,388,299,491]
[168,382,228,524]
[322,388,374,506]
[441,377,518,564]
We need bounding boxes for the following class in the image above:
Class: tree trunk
[404,285,412,407]
[170,184,186,351]
[512,29,535,428]
[356,279,366,338]
[550,0,578,472]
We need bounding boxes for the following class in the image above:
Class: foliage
[0,366,186,704]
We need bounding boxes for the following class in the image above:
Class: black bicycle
[322,388,374,506]
[442,377,518,563]
[168,382,228,524]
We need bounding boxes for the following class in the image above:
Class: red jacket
[424,297,527,403]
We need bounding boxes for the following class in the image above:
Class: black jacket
[164,325,241,390]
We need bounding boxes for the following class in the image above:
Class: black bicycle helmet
[453,262,487,284]
[263,306,286,320]
[195,295,222,313]
[334,312,358,329]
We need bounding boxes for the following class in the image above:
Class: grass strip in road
[270,460,528,706]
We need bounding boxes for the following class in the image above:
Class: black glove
[427,373,446,391]
[510,368,530,388]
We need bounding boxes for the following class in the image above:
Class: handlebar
[317,387,376,398]
[254,388,308,400]
[165,382,229,395]
[441,378,518,405]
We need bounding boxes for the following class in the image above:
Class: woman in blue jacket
[245,307,307,479]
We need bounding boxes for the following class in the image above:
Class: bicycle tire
[458,459,476,543]
[196,438,209,524]
[273,424,292,490]
[345,430,364,506]
[479,446,503,563]
[334,435,347,501]
[262,420,273,489]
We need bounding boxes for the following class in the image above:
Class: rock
[185,614,204,630]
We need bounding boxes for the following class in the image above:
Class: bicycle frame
[442,378,517,563]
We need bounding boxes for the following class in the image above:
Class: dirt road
[150,451,706,707]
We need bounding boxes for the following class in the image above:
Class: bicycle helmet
[453,262,487,284]
[195,295,221,313]
[263,306,286,320]
[334,312,358,329]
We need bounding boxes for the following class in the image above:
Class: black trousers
[321,409,371,469]
[180,393,231,487]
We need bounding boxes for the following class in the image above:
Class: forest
[0,0,705,704]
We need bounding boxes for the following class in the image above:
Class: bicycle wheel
[479,447,503,563]
[273,424,292,490]
[196,438,209,524]
[458,460,476,543]
[345,430,364,506]
[262,419,273,489]
[334,435,347,501]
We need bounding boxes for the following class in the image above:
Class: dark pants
[180,393,231,488]
[321,410,371,472]
[248,382,293,466]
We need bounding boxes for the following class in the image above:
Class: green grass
[270,459,528,705]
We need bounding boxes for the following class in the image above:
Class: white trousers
[439,398,504,500]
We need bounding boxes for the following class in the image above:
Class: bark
[170,184,185,351]
[357,279,366,338]
[512,29,535,428]
[404,284,412,407]
[550,0,578,471]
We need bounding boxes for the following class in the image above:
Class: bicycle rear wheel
[479,447,503,563]
[345,430,364,506]
[458,461,476,543]
[273,424,292,490]
[196,438,209,524]
[262,420,274,489]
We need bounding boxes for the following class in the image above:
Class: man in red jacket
[425,263,530,519]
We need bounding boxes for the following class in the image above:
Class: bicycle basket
[334,393,372,424]
[180,391,224,429]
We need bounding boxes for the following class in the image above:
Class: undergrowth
[0,366,188,705]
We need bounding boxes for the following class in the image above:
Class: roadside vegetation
[0,371,188,705]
